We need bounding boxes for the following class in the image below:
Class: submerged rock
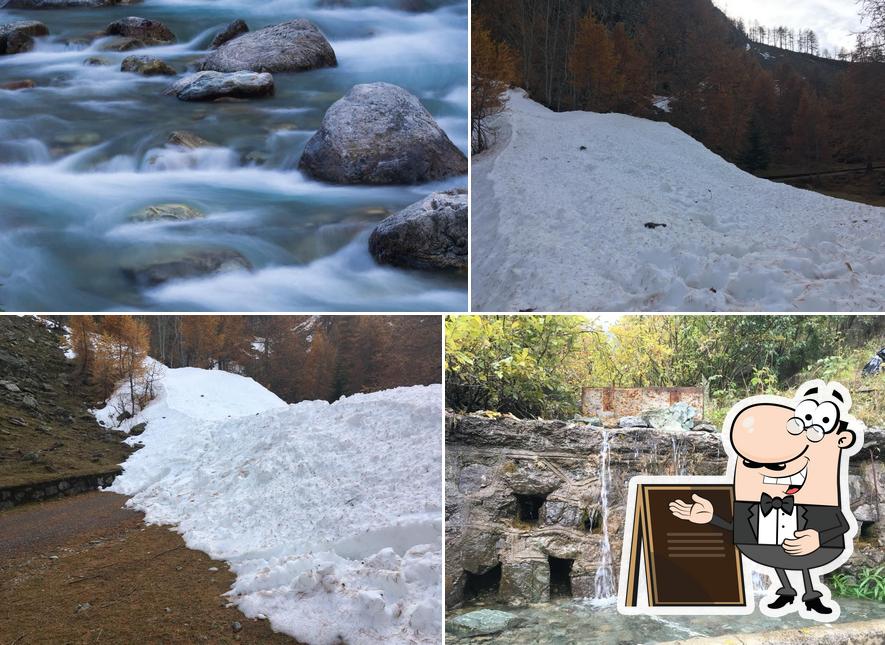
[167,130,215,149]
[165,70,274,101]
[210,19,248,49]
[201,19,336,73]
[105,17,175,45]
[368,188,467,271]
[123,249,251,286]
[121,55,176,76]
[298,82,467,184]
[0,79,36,90]
[98,36,144,52]
[83,56,112,66]
[129,203,204,222]
[0,21,49,55]
[446,609,525,637]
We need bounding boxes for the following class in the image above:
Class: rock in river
[210,19,248,49]
[201,19,336,73]
[165,70,274,102]
[167,131,216,149]
[298,82,467,184]
[129,203,204,222]
[369,188,467,271]
[122,249,251,286]
[121,55,176,76]
[0,79,36,90]
[446,609,525,638]
[105,17,175,45]
[0,21,49,55]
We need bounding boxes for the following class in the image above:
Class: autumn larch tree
[472,15,520,154]
[568,11,623,112]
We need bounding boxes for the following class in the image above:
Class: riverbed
[446,596,885,643]
[0,0,467,311]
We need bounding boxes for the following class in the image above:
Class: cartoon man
[670,380,862,620]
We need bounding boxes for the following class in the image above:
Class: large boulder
[0,21,49,55]
[368,188,467,271]
[0,79,36,90]
[299,83,467,185]
[4,0,137,7]
[164,70,274,102]
[105,17,175,45]
[210,19,248,49]
[121,55,176,76]
[122,249,251,286]
[201,19,335,73]
[642,402,698,432]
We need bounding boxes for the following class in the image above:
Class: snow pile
[472,90,885,312]
[102,367,442,644]
[93,362,287,431]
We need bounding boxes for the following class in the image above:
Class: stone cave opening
[464,564,501,601]
[548,556,573,597]
[515,493,547,523]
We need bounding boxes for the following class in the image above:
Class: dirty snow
[472,90,885,312]
[101,367,442,644]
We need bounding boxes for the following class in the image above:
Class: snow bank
[472,90,885,312]
[104,368,442,645]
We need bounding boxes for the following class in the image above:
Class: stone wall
[0,469,121,511]
[445,413,885,609]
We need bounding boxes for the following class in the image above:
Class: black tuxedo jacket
[711,501,849,549]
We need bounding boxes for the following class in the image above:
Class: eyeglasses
[786,417,824,442]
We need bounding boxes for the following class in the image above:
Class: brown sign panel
[624,484,745,607]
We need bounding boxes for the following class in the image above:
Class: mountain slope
[472,91,885,312]
[99,367,442,645]
[0,316,130,487]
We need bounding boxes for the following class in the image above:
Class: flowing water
[446,597,885,644]
[0,0,467,311]
[593,429,614,600]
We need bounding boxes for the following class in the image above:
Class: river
[0,0,467,311]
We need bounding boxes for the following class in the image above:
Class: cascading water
[593,429,615,600]
[0,0,467,311]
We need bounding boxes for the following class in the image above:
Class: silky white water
[0,0,467,311]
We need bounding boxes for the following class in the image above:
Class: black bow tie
[760,493,794,516]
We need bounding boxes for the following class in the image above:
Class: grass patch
[830,567,885,602]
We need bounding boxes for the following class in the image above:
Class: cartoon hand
[669,495,714,524]
[783,530,821,555]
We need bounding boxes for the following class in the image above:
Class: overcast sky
[714,0,865,54]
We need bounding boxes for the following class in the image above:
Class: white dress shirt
[758,504,798,545]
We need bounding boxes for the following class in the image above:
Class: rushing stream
[0,0,467,311]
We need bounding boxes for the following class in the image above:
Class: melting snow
[472,90,885,312]
[99,366,442,644]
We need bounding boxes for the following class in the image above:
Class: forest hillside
[474,0,885,202]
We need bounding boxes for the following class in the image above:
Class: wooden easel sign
[618,478,753,615]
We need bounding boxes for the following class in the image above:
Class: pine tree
[739,115,771,171]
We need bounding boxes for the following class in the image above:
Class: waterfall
[593,429,615,599]
[670,435,687,475]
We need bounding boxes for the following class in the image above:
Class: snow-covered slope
[99,367,442,644]
[473,90,885,311]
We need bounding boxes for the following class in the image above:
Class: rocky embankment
[445,412,885,608]
[0,317,131,496]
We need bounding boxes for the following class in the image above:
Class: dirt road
[0,492,296,645]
